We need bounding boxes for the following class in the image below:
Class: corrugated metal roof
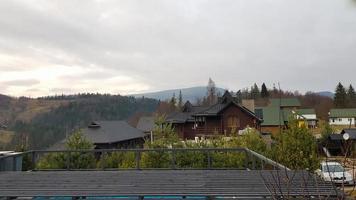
[83,121,145,144]
[269,98,301,107]
[329,108,356,118]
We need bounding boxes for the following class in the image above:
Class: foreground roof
[0,170,337,198]
[329,108,356,118]
[83,121,146,144]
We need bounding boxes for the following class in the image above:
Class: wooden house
[166,91,262,139]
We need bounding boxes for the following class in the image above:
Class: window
[227,116,240,128]
[348,118,352,122]
[339,118,342,122]
[332,119,335,122]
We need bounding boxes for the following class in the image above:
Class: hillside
[0,94,159,150]
[131,86,226,103]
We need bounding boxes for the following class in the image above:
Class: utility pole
[278,82,282,135]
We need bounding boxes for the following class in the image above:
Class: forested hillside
[0,94,159,150]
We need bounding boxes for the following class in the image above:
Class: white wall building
[329,108,356,126]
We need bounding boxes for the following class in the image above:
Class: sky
[0,0,355,97]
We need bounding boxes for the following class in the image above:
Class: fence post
[66,151,70,170]
[244,150,249,169]
[12,155,17,171]
[135,150,140,170]
[31,151,36,170]
[207,150,211,169]
[171,149,176,169]
[102,152,107,170]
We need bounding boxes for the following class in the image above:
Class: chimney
[242,99,255,112]
[88,121,101,128]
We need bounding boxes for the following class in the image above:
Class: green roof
[329,109,356,118]
[255,107,284,126]
[256,107,314,126]
[295,109,315,115]
[269,98,301,107]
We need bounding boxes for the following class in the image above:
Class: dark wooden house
[166,91,262,139]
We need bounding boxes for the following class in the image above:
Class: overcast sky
[0,0,355,97]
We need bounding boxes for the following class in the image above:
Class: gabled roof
[166,106,208,123]
[166,91,261,123]
[296,109,316,115]
[269,98,301,107]
[136,117,155,132]
[193,101,261,121]
[329,108,356,118]
[255,107,283,126]
[47,121,146,150]
[255,107,315,126]
[83,121,146,144]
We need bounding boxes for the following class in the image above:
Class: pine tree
[347,84,356,107]
[169,93,177,111]
[178,90,183,109]
[251,83,260,99]
[334,82,347,108]
[261,83,269,98]
[206,78,217,105]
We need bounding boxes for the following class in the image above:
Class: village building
[329,108,356,126]
[166,91,262,139]
[325,128,356,156]
[255,98,317,135]
[49,120,146,150]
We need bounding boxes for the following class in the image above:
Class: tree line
[3,94,159,150]
[334,82,356,108]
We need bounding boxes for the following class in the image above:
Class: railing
[194,127,223,136]
[0,148,290,171]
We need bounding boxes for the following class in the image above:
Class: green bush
[97,151,136,169]
[36,131,96,169]
[271,118,319,171]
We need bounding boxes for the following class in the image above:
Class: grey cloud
[3,79,40,86]
[0,0,356,95]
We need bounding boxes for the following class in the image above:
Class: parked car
[316,161,354,185]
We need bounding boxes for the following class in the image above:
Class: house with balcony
[166,91,262,139]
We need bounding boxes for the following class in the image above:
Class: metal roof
[329,108,356,118]
[83,121,146,144]
[0,170,337,198]
[269,98,301,107]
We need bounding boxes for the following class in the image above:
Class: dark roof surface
[167,92,260,123]
[0,170,336,198]
[83,121,146,144]
[136,117,155,132]
[166,106,208,123]
[47,121,146,150]
[329,129,356,141]
[341,128,356,140]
